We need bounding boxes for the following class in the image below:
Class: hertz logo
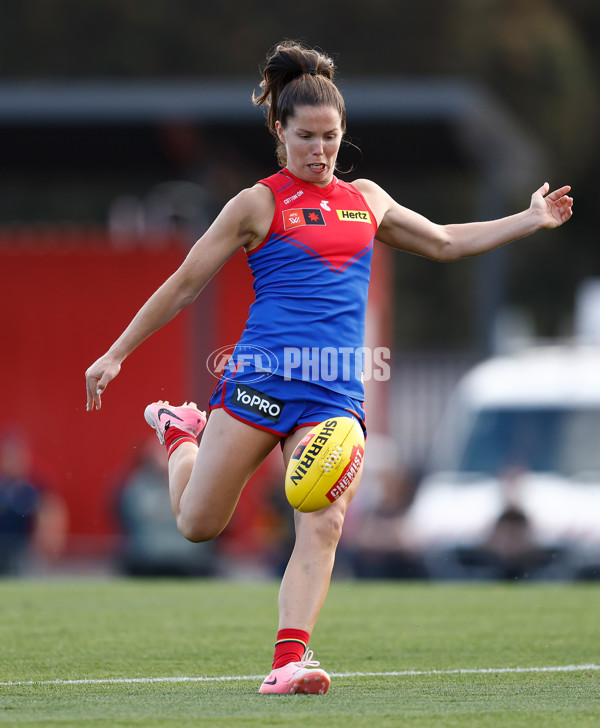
[336,209,371,223]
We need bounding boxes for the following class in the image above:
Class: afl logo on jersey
[283,208,326,231]
[336,210,372,223]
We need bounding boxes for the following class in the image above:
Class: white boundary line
[1,664,598,687]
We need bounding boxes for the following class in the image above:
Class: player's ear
[275,121,286,145]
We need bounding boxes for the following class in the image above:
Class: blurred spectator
[449,470,552,580]
[114,437,216,577]
[342,434,426,579]
[477,505,545,580]
[0,430,68,575]
[258,471,296,577]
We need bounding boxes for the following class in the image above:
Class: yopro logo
[232,383,285,423]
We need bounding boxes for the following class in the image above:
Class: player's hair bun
[260,41,335,87]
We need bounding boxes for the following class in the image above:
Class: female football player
[85,41,573,694]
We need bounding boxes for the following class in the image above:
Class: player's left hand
[531,183,573,229]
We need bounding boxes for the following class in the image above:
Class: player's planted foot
[144,400,207,445]
[259,650,331,695]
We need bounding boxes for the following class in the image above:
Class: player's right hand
[85,354,122,411]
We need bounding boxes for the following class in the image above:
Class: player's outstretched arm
[355,179,573,262]
[85,186,273,411]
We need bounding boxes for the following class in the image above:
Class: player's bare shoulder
[350,178,391,227]
[231,183,276,252]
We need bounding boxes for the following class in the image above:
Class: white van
[401,346,600,579]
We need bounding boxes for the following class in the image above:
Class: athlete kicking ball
[85,41,573,694]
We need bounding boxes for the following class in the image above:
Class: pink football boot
[259,650,331,695]
[144,401,206,445]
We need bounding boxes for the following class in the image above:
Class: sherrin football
[285,416,365,512]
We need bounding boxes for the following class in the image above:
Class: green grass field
[1,579,598,727]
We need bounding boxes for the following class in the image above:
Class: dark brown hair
[253,41,346,167]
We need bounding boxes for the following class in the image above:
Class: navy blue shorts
[208,370,366,438]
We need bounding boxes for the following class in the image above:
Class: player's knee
[320,505,346,545]
[300,505,346,550]
[176,512,222,543]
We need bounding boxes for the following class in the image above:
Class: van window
[457,408,600,477]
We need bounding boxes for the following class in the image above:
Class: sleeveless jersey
[233,168,377,400]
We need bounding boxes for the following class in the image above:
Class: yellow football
[285,416,365,512]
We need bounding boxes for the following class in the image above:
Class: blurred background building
[0,0,598,578]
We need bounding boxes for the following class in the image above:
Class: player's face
[276,105,343,186]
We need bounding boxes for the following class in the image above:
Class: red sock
[164,426,197,459]
[272,628,310,669]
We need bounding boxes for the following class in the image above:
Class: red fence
[0,232,198,551]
